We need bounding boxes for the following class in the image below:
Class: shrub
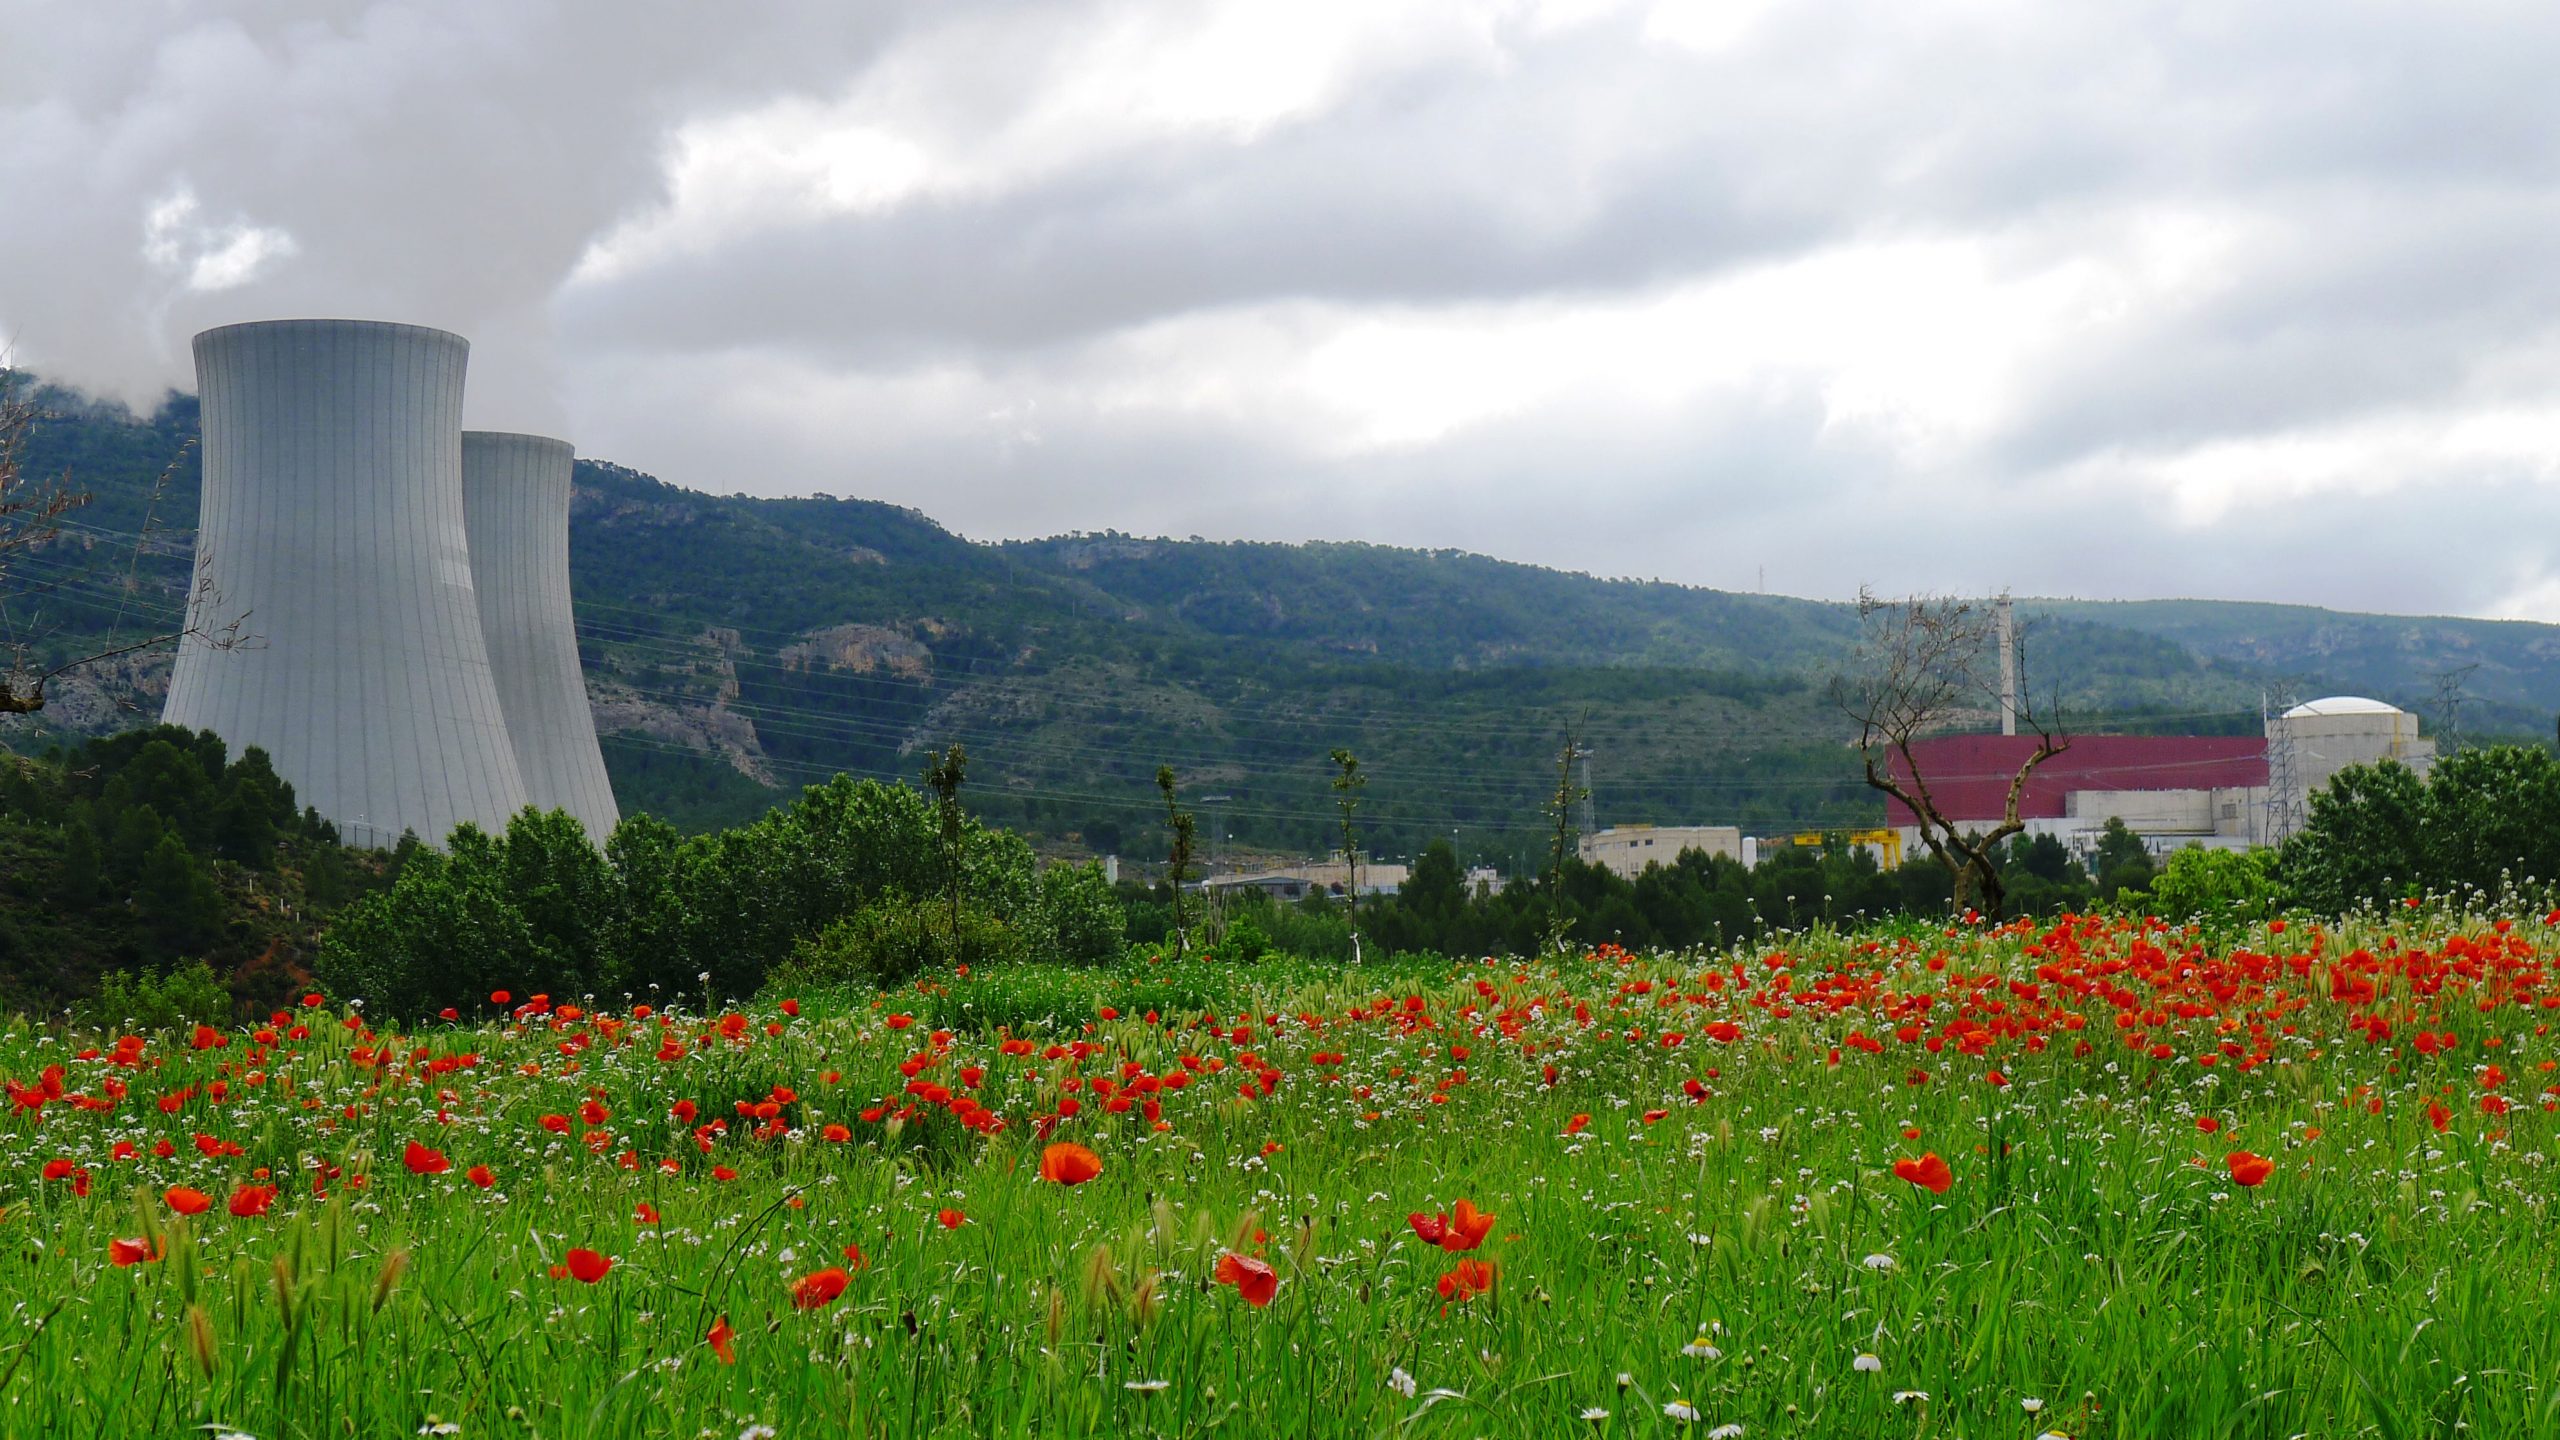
[2151,846,2282,931]
[1033,860,1125,966]
[78,960,235,1033]
[770,895,1026,995]
[1209,913,1273,964]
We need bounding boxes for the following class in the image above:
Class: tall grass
[2,906,2557,1436]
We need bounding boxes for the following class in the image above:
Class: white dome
[2282,695,2405,719]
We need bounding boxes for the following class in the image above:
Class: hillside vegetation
[7,374,2555,862]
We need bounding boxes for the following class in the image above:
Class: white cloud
[142,184,299,293]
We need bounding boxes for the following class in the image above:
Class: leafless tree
[1,364,244,717]
[1835,588,2067,920]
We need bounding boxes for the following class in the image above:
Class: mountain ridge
[6,375,2554,858]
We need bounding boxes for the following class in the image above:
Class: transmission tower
[2262,687,2303,846]
[2430,664,2478,756]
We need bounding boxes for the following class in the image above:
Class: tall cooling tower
[163,319,529,850]
[461,432,621,841]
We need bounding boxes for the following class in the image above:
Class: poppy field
[9,907,2560,1439]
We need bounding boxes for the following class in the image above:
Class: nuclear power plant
[161,319,616,850]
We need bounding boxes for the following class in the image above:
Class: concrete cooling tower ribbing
[461,432,621,841]
[162,319,529,850]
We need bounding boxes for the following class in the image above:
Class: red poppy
[403,1142,450,1176]
[1436,1258,1496,1302]
[780,999,800,1017]
[1892,1153,1954,1194]
[2226,1151,2274,1188]
[1563,1114,1590,1136]
[40,1157,74,1182]
[2196,1117,2220,1133]
[227,1183,277,1218]
[1040,1143,1104,1186]
[707,1315,736,1363]
[636,1202,660,1225]
[164,1185,213,1216]
[1442,1199,1496,1252]
[843,1242,870,1272]
[821,1124,852,1143]
[1215,1251,1279,1307]
[467,1164,496,1189]
[1406,1211,1448,1245]
[109,1237,161,1266]
[562,1247,613,1283]
[937,1208,966,1229]
[792,1266,851,1309]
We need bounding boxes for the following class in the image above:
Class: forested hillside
[7,373,2554,864]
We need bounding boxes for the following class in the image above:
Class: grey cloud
[10,1,2560,621]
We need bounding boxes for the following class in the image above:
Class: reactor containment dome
[163,319,532,849]
[462,431,621,841]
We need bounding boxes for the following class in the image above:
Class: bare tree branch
[1833,587,2071,920]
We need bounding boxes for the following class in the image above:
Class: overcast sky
[7,0,2559,621]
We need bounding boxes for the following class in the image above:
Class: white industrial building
[1579,824,1744,878]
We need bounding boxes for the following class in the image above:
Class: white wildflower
[1124,1380,1169,1395]
[1853,1353,1883,1372]
[1709,1427,1744,1440]
[1663,1399,1700,1421]
[1862,1253,1897,1271]
[1580,1407,1611,1423]
[2023,1397,2045,1413]
[740,1427,777,1440]
[1388,1367,1418,1398]
[1892,1390,1929,1404]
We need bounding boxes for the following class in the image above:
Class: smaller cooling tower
[461,432,621,841]
[164,319,529,849]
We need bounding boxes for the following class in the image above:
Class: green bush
[1033,860,1125,966]
[77,960,234,1033]
[769,894,1026,995]
[1211,913,1273,964]
[2150,845,2282,931]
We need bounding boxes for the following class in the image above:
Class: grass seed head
[372,1247,409,1313]
[186,1303,217,1377]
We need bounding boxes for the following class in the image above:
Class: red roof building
[1883,735,2268,828]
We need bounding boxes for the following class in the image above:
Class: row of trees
[1124,819,2157,963]
[317,772,1123,1019]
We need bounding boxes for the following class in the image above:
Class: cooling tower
[163,319,529,850]
[461,431,621,841]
